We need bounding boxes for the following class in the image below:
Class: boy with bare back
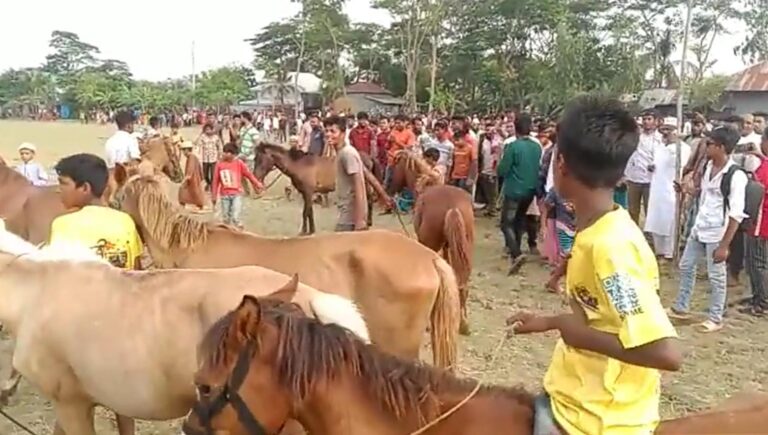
[508,96,682,435]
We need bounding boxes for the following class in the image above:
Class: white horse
[0,219,369,435]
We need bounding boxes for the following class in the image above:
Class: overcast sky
[0,0,752,81]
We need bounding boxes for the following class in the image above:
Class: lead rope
[391,204,415,239]
[408,324,518,435]
[0,408,39,435]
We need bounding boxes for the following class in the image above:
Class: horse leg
[116,413,136,435]
[0,367,22,406]
[53,400,96,435]
[300,191,311,235]
[367,197,374,228]
[308,198,316,235]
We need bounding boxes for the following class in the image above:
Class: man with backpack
[668,126,753,332]
[739,130,768,316]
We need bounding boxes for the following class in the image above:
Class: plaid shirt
[197,134,223,163]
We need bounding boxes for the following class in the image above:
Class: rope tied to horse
[408,324,518,435]
[0,408,39,435]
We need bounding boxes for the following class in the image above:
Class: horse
[253,143,388,234]
[390,151,475,335]
[0,136,182,245]
[183,296,768,435]
[0,223,369,435]
[113,174,461,369]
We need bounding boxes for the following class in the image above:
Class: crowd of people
[5,96,768,434]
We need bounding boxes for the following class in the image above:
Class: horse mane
[204,300,534,426]
[257,142,311,163]
[129,177,208,251]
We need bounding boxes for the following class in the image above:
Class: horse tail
[444,208,473,304]
[430,257,461,370]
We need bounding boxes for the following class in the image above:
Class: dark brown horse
[253,143,388,234]
[389,152,475,335]
[183,296,768,435]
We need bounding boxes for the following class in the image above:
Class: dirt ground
[0,120,765,434]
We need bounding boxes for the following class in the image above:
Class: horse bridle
[188,342,278,435]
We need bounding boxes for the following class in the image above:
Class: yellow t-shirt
[49,206,143,269]
[544,207,677,435]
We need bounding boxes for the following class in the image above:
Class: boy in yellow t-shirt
[49,153,143,270]
[508,96,682,435]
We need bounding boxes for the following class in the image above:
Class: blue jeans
[674,235,728,323]
[533,394,562,435]
[219,195,243,227]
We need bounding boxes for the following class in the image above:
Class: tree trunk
[429,34,438,113]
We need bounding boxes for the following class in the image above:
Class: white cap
[18,143,36,153]
[180,140,194,150]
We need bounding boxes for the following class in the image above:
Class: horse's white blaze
[0,220,108,265]
[309,291,371,343]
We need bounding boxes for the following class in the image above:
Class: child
[15,143,49,186]
[508,96,681,435]
[449,133,477,193]
[211,143,264,229]
[541,189,575,293]
[414,147,444,194]
[178,141,206,211]
[49,153,143,270]
[669,126,746,331]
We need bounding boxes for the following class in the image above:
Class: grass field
[0,119,766,434]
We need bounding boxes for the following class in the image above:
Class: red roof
[726,61,768,92]
[345,82,393,95]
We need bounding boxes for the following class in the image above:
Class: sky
[0,0,752,81]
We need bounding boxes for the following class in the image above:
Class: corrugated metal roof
[638,88,683,109]
[365,95,406,105]
[726,61,768,92]
[346,82,393,95]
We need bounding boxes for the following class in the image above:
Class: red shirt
[211,159,262,200]
[752,158,768,239]
[349,126,374,155]
[376,130,390,167]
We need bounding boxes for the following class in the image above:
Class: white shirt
[15,161,49,186]
[625,130,663,184]
[104,130,141,169]
[691,159,748,244]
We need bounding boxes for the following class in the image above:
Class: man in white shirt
[103,111,141,201]
[104,110,141,170]
[669,126,747,333]
[625,110,664,224]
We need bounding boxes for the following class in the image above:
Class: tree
[738,0,768,62]
[43,30,101,92]
[195,67,251,110]
[373,0,449,111]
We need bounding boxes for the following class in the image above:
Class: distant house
[723,61,768,115]
[332,82,405,115]
[637,88,686,117]
[236,72,323,112]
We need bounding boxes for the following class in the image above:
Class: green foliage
[688,75,730,109]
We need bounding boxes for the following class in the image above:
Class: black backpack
[721,165,766,230]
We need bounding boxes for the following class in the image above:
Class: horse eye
[197,384,211,396]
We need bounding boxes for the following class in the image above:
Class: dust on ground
[0,120,765,434]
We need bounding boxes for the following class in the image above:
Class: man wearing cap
[15,143,48,186]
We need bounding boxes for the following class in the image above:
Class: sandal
[666,308,692,320]
[738,305,766,317]
[698,320,724,333]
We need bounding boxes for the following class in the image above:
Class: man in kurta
[645,128,691,260]
[178,141,206,211]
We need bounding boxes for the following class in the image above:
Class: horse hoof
[459,321,472,336]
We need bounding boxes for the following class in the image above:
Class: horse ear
[269,274,300,303]
[231,295,263,343]
[114,163,128,186]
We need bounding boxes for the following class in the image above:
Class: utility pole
[674,0,694,262]
[191,41,197,108]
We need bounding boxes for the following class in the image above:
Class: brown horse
[0,162,67,244]
[113,175,460,369]
[253,143,387,234]
[183,296,768,435]
[0,137,182,245]
[390,152,475,335]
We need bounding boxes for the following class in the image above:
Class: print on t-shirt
[219,169,236,188]
[92,238,129,268]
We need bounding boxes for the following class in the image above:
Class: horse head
[253,142,291,181]
[141,136,183,183]
[181,277,303,435]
